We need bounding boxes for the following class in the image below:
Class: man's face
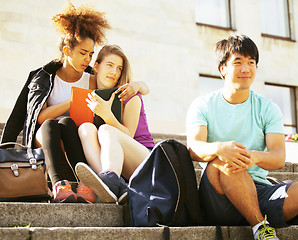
[220,52,256,90]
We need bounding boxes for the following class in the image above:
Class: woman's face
[66,38,95,73]
[95,54,123,89]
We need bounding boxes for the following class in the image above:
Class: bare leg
[283,182,298,221]
[97,124,149,179]
[206,158,264,226]
[35,127,42,148]
[78,122,102,173]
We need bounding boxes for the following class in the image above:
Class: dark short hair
[215,34,259,74]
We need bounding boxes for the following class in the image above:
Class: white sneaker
[253,216,279,240]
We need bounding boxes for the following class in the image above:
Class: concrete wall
[1,0,298,134]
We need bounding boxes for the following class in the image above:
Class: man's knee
[206,158,251,193]
[207,158,249,177]
[206,158,226,176]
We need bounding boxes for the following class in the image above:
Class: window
[198,74,224,96]
[260,0,291,39]
[264,84,296,134]
[195,0,231,29]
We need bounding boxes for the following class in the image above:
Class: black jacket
[1,60,92,147]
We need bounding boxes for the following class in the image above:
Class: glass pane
[264,85,296,128]
[195,0,230,28]
[199,76,224,96]
[260,0,290,37]
[284,126,296,135]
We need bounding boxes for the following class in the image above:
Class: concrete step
[268,172,298,181]
[1,225,297,240]
[1,197,297,239]
[0,202,127,227]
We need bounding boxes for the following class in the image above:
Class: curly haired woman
[1,2,149,203]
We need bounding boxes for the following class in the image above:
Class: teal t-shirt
[186,89,284,185]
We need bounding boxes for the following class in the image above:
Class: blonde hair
[95,45,132,87]
[52,1,110,60]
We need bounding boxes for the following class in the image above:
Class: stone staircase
[0,124,298,239]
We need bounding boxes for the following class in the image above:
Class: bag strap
[0,142,26,149]
[161,139,203,225]
[159,140,186,225]
[175,140,203,225]
[27,147,38,170]
[0,142,38,170]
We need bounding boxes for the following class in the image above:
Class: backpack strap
[160,139,203,225]
[159,141,183,221]
[174,140,203,225]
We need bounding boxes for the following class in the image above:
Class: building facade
[0,0,297,134]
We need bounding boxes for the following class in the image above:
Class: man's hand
[216,141,253,172]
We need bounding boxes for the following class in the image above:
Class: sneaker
[254,216,279,240]
[76,182,96,203]
[75,162,118,203]
[52,180,77,203]
[118,177,128,205]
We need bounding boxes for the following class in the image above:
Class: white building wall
[1,0,298,134]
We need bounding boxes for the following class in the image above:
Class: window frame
[195,0,234,30]
[260,0,294,42]
[264,82,297,133]
[198,73,224,96]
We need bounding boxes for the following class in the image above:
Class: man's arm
[187,125,217,162]
[187,125,252,170]
[249,133,285,170]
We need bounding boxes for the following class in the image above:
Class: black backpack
[127,139,204,227]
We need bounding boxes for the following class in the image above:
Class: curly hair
[52,1,110,60]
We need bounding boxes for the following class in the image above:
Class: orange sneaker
[53,180,77,203]
[76,182,96,203]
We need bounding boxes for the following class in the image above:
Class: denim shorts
[199,170,294,227]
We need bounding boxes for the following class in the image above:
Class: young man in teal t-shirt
[186,35,298,240]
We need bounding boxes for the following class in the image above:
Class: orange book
[70,86,123,127]
[70,86,93,126]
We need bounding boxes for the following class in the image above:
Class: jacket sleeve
[0,70,38,144]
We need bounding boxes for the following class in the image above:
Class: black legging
[40,117,87,185]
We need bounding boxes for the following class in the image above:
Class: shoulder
[250,91,281,113]
[189,90,221,109]
[187,90,220,121]
[250,90,270,104]
[250,91,283,130]
[42,60,63,75]
[124,92,143,105]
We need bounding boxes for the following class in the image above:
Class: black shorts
[199,170,294,227]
